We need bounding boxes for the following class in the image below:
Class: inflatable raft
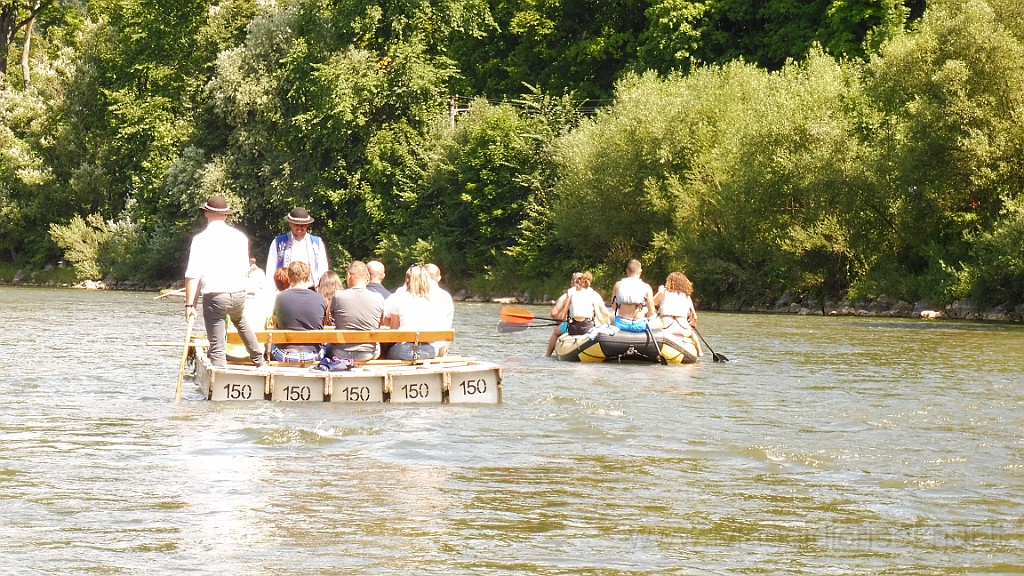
[554,326,698,364]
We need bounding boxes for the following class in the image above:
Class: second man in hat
[266,207,330,288]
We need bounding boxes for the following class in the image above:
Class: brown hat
[286,207,314,225]
[202,195,232,214]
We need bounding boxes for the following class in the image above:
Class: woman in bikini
[653,271,703,356]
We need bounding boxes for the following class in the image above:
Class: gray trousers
[202,291,264,367]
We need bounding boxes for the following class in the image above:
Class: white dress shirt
[184,220,251,294]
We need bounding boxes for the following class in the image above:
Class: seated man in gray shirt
[329,260,386,361]
[271,261,327,363]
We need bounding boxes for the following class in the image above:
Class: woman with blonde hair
[382,265,446,360]
[317,270,344,326]
[654,271,703,356]
[553,271,610,336]
[546,272,582,356]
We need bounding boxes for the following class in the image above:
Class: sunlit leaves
[862,0,1024,300]
[551,51,872,304]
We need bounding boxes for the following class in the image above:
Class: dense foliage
[2,0,1023,313]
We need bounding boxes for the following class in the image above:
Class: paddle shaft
[693,326,728,362]
[154,288,187,300]
[175,316,195,402]
[497,319,561,333]
[644,322,668,365]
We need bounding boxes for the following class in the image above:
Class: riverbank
[3,267,1021,323]
[489,292,1024,323]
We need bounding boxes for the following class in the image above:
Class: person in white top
[653,271,703,356]
[424,263,454,326]
[552,271,610,336]
[608,259,657,332]
[266,207,330,288]
[423,263,454,356]
[184,195,266,368]
[382,265,447,360]
[545,272,583,356]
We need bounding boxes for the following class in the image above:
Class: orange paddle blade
[499,306,537,324]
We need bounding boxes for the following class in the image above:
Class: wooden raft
[199,329,500,403]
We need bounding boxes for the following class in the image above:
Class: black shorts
[567,319,594,335]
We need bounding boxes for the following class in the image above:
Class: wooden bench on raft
[225,329,455,366]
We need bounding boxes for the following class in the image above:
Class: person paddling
[546,272,583,356]
[654,271,703,356]
[555,271,610,336]
[608,259,657,332]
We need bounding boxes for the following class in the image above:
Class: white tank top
[615,276,647,305]
[569,287,600,319]
[659,290,692,317]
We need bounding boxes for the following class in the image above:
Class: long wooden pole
[175,316,195,402]
[154,287,187,299]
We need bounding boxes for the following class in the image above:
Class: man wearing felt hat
[184,195,266,368]
[265,207,330,288]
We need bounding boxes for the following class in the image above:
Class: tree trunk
[20,3,36,86]
[0,6,15,90]
[0,2,51,90]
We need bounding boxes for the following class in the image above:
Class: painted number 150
[222,382,253,400]
[400,382,430,399]
[281,386,311,401]
[458,379,488,395]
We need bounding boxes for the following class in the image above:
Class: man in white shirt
[266,207,330,288]
[424,263,454,329]
[425,263,454,356]
[184,195,266,368]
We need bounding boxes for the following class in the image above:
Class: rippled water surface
[1,287,1023,575]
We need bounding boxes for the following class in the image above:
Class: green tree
[635,0,707,74]
[862,0,1024,301]
[450,0,647,101]
[0,25,71,265]
[968,193,1024,307]
[694,0,911,69]
[55,0,210,219]
[397,94,575,292]
[204,0,494,269]
[551,52,871,306]
[48,213,110,280]
[1,0,55,89]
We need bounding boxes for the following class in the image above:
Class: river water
[1,287,1022,575]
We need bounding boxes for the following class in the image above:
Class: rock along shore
[4,273,1021,323]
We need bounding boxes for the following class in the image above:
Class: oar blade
[496,321,531,333]
[693,326,729,363]
[499,306,537,324]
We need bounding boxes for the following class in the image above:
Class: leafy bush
[48,214,111,281]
